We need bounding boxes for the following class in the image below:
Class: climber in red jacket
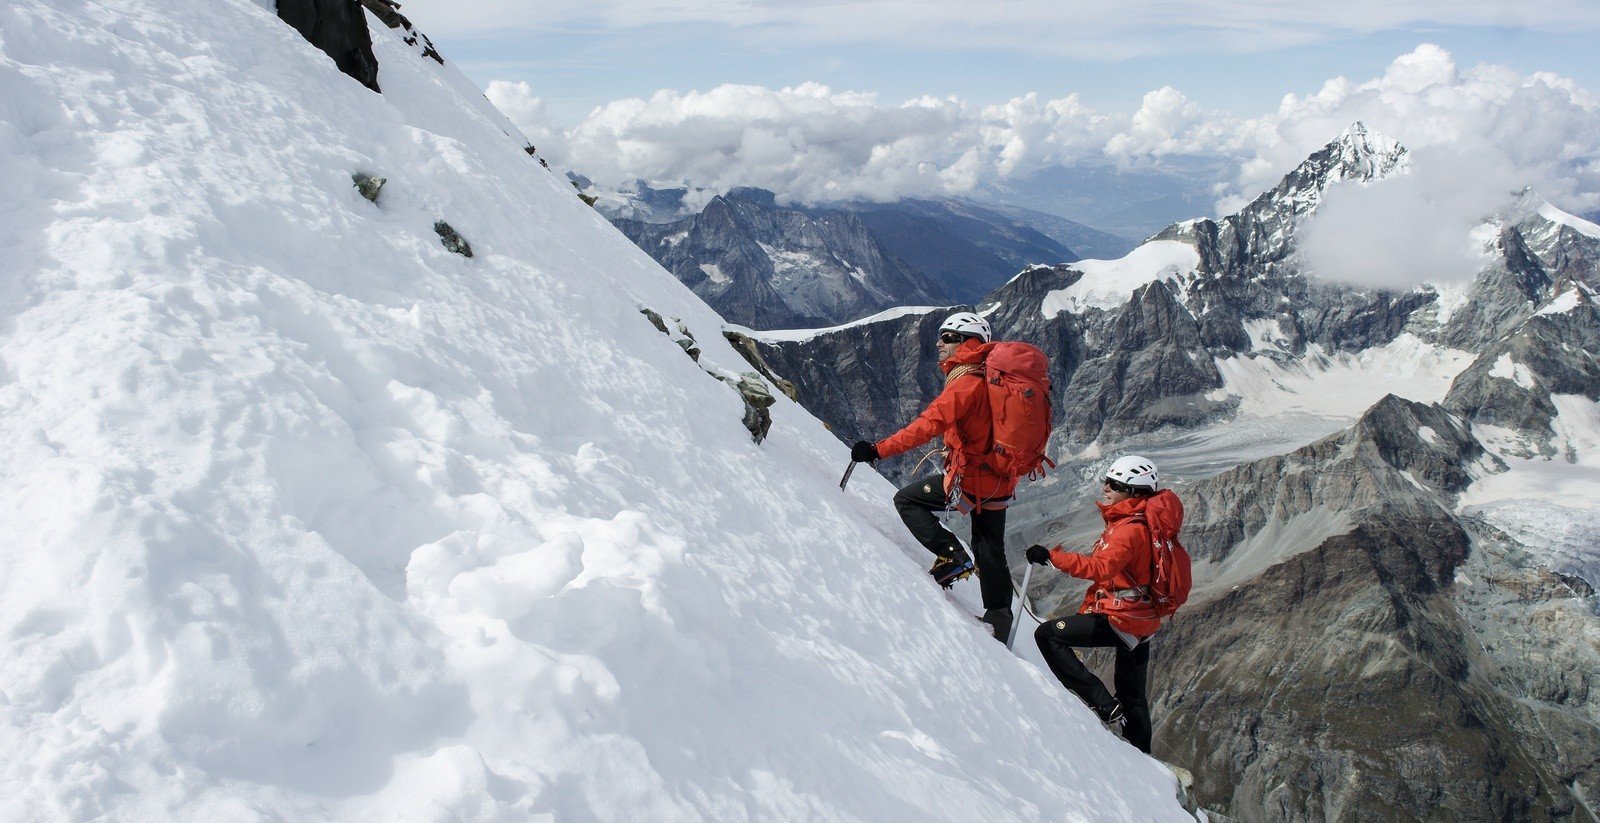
[849,311,1018,643]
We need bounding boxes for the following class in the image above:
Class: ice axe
[839,458,869,490]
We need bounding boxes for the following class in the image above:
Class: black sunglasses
[938,332,965,345]
[1103,478,1137,495]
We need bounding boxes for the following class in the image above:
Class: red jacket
[875,339,1016,505]
[1049,496,1160,637]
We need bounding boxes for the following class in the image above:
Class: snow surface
[1040,241,1200,316]
[749,305,945,342]
[1489,353,1538,389]
[1538,202,1600,240]
[1535,286,1586,316]
[0,1,1186,819]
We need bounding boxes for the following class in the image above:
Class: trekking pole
[1005,563,1034,651]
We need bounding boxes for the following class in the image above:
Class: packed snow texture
[1040,241,1200,315]
[0,1,1186,819]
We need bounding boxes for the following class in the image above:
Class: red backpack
[980,342,1055,482]
[1135,489,1192,618]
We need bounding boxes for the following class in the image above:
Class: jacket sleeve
[1050,522,1148,581]
[875,378,971,459]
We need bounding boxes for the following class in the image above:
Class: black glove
[850,440,879,462]
[1025,544,1052,566]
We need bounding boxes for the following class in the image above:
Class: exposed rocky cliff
[1138,396,1598,821]
[1445,282,1600,454]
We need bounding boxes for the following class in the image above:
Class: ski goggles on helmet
[938,332,966,345]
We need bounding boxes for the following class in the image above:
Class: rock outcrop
[275,0,380,92]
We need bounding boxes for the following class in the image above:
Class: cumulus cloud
[483,80,566,157]
[489,45,1600,288]
[517,82,1238,204]
[1264,45,1600,286]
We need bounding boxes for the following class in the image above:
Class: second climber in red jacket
[848,311,1018,644]
[1024,456,1162,753]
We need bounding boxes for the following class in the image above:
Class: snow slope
[0,1,1184,819]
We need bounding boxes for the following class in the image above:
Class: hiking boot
[980,608,1013,644]
[929,549,975,588]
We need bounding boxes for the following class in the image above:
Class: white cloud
[1297,144,1525,288]
[489,46,1600,287]
[1259,45,1600,286]
[521,82,1239,204]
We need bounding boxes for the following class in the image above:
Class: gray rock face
[615,189,941,329]
[1445,283,1600,451]
[275,0,380,92]
[433,221,472,258]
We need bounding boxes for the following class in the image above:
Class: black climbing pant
[893,474,1010,611]
[1034,613,1152,753]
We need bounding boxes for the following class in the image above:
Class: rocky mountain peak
[1229,122,1408,243]
[1327,121,1410,183]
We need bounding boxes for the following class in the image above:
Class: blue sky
[401,1,1600,123]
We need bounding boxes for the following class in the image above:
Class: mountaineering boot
[980,608,1013,644]
[929,548,975,588]
[1096,700,1127,733]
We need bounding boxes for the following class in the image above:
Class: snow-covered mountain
[752,124,1600,819]
[610,187,946,328]
[0,1,1191,819]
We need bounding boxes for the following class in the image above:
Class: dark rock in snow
[352,173,385,202]
[723,330,798,401]
[434,221,472,258]
[720,371,776,443]
[275,0,380,92]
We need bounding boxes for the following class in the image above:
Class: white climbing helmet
[939,311,992,343]
[1105,455,1159,491]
